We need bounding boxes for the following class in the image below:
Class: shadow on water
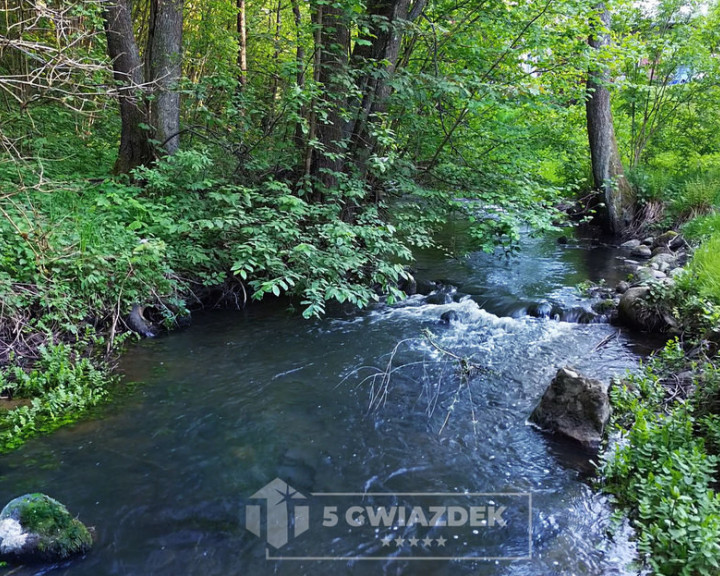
[0,232,657,576]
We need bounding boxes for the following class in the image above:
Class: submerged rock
[440,310,459,324]
[527,301,553,319]
[529,367,610,450]
[425,285,457,305]
[0,494,92,563]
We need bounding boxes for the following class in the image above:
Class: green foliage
[604,340,720,575]
[0,343,109,452]
[669,175,720,222]
[683,211,720,242]
[134,151,412,317]
[605,410,720,576]
[683,235,720,305]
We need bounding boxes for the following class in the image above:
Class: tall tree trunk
[310,2,350,194]
[237,0,247,87]
[290,0,306,148]
[103,0,155,174]
[147,0,183,155]
[586,3,634,236]
[348,0,426,182]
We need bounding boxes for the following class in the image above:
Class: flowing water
[0,233,656,576]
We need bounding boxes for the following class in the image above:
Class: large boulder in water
[0,494,92,563]
[529,367,610,450]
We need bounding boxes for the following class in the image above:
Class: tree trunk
[147,0,183,155]
[348,0,426,181]
[237,0,247,87]
[586,3,634,236]
[103,0,155,174]
[290,0,305,148]
[310,2,350,194]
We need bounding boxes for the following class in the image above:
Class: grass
[685,235,720,304]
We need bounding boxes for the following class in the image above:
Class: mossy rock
[0,493,92,563]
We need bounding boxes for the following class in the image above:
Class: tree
[308,1,350,194]
[616,0,716,168]
[146,0,184,155]
[103,0,155,174]
[103,0,183,173]
[586,3,634,236]
[347,0,426,181]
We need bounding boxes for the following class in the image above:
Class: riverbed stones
[425,284,457,305]
[620,239,641,249]
[652,246,672,257]
[415,279,438,296]
[0,494,92,563]
[649,252,677,272]
[398,274,417,296]
[529,367,610,450]
[670,234,688,250]
[616,281,630,294]
[631,244,652,259]
[618,286,650,327]
[653,230,678,248]
[634,267,655,283]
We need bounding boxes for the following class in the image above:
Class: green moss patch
[0,494,92,562]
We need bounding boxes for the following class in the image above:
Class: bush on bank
[601,211,720,574]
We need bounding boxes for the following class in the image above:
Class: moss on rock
[0,493,92,563]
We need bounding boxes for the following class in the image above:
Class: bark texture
[147,0,183,154]
[103,0,154,174]
[586,3,634,236]
[310,2,350,192]
[349,0,426,176]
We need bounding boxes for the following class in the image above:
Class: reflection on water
[0,234,649,575]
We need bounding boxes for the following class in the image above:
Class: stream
[0,232,657,575]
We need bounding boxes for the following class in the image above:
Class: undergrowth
[0,148,418,450]
[603,339,720,575]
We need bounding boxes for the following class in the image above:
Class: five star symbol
[380,535,449,548]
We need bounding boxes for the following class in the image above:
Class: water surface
[0,234,649,575]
